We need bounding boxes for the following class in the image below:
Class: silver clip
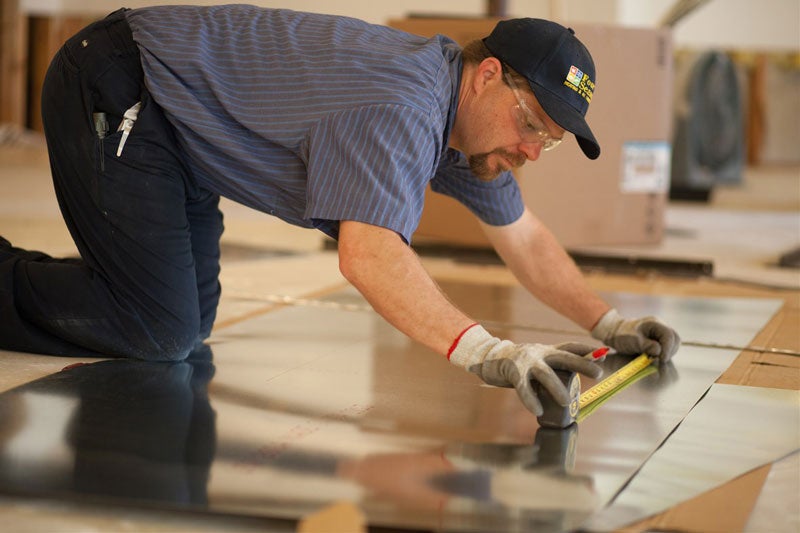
[116,101,142,157]
[93,112,108,139]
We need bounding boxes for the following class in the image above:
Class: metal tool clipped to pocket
[93,112,109,171]
[116,101,142,157]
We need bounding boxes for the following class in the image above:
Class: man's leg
[0,12,207,360]
[186,190,224,342]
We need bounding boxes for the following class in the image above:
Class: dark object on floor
[329,239,716,278]
[777,246,800,269]
[568,251,714,278]
[669,186,712,202]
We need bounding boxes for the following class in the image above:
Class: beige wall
[617,0,800,51]
[20,0,486,24]
[20,0,800,51]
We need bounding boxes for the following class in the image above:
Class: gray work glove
[449,325,603,415]
[591,309,681,363]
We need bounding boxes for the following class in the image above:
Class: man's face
[457,63,565,182]
[467,147,528,181]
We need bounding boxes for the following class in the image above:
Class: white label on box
[620,141,671,193]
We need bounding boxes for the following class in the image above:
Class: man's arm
[337,219,603,416]
[480,208,609,331]
[337,220,475,356]
[481,208,681,361]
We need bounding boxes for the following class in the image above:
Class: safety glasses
[503,67,563,151]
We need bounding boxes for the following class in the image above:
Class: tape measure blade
[576,365,658,423]
[580,354,653,409]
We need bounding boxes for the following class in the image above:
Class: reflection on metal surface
[0,347,216,505]
[0,283,785,531]
[584,384,800,531]
[240,292,800,356]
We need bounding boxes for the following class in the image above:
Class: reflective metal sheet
[583,384,800,531]
[0,283,784,532]
[0,348,216,506]
[745,451,800,533]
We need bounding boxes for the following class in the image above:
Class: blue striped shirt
[126,5,523,243]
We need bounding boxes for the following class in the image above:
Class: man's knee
[124,313,201,362]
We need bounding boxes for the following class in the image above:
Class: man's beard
[467,148,527,181]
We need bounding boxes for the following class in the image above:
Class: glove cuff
[590,308,622,342]
[448,324,496,370]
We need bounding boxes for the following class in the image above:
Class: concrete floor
[0,131,798,530]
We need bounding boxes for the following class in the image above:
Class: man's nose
[519,142,543,161]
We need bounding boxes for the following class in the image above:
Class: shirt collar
[441,42,462,151]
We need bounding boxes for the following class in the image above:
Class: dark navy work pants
[0,10,223,360]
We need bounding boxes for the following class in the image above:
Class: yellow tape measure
[579,354,654,411]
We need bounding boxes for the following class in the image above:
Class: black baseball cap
[483,18,600,159]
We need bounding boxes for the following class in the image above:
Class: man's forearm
[481,209,610,331]
[338,220,475,355]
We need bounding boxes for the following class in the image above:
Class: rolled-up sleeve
[430,149,525,226]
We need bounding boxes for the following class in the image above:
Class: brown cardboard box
[389,18,673,248]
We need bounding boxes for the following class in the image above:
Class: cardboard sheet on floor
[0,282,783,532]
[583,384,799,531]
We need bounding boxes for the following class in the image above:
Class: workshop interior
[0,0,798,531]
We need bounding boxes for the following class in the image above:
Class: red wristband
[447,323,479,360]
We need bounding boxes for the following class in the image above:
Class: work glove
[449,325,603,416]
[591,309,681,363]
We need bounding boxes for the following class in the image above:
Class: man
[0,6,679,415]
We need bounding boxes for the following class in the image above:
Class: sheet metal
[0,283,784,531]
[584,384,800,531]
[745,451,800,533]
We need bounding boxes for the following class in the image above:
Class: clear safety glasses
[503,67,563,151]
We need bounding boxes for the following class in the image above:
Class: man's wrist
[447,323,480,359]
[448,324,495,369]
[590,308,621,340]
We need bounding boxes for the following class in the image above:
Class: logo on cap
[564,65,594,104]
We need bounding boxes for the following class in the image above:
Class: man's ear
[473,57,503,94]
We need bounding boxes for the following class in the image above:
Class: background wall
[19,0,800,50]
[616,0,799,51]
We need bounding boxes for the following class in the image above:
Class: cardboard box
[389,18,673,248]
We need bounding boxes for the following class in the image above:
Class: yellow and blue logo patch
[564,65,594,104]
